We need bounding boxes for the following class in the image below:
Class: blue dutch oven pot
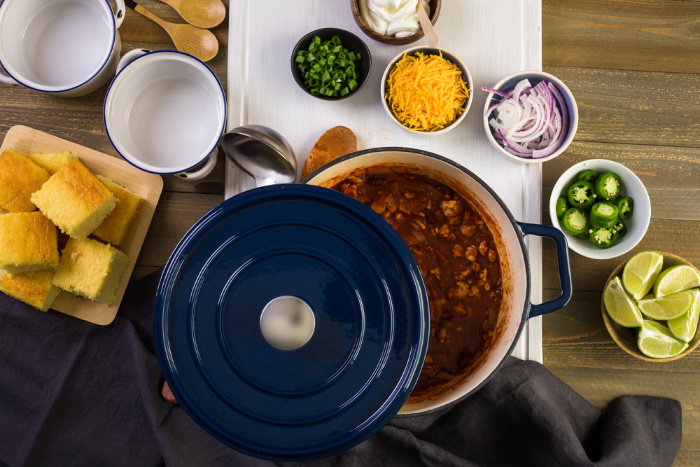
[153,147,572,461]
[304,147,572,416]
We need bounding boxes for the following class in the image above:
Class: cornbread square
[0,148,51,212]
[0,269,60,312]
[0,212,59,274]
[26,151,77,174]
[31,159,117,239]
[52,238,129,306]
[92,176,144,246]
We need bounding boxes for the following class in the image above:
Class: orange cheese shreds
[385,52,470,132]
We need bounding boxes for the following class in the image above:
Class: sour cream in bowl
[350,0,441,45]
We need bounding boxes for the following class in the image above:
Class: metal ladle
[221,125,298,189]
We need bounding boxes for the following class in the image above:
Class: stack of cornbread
[0,148,144,313]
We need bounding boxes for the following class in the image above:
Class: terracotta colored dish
[601,252,700,362]
[350,0,441,45]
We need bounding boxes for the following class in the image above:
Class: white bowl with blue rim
[104,49,226,181]
[549,159,651,260]
[483,70,579,164]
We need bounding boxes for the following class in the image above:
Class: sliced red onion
[482,78,570,159]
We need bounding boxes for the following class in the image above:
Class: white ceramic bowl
[380,46,472,136]
[549,159,651,259]
[483,71,578,164]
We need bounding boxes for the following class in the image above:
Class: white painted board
[226,0,543,362]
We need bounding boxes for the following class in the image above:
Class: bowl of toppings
[549,159,651,260]
[291,28,371,101]
[350,0,441,45]
[602,251,700,361]
[483,71,578,163]
[381,46,472,135]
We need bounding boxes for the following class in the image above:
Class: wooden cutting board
[0,125,164,325]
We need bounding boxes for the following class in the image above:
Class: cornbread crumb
[26,151,77,174]
[53,238,128,306]
[0,148,51,212]
[0,212,59,274]
[31,159,117,239]
[0,269,60,312]
[92,176,144,246]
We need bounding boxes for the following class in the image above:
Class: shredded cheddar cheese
[385,52,470,132]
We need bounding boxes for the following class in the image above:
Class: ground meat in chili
[332,170,503,393]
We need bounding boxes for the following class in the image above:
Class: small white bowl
[380,46,472,136]
[549,159,651,259]
[483,71,578,164]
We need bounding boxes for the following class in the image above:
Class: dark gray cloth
[0,270,681,467]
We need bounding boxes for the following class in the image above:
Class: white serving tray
[226,0,543,362]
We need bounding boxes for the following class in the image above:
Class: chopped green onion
[294,35,362,98]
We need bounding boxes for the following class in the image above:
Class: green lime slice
[653,265,700,298]
[622,251,664,300]
[637,320,688,358]
[668,289,700,343]
[604,277,643,327]
[637,291,693,320]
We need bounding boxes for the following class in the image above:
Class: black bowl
[291,27,372,101]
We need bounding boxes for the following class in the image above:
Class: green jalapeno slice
[555,197,570,218]
[594,172,622,201]
[577,169,599,182]
[616,196,634,220]
[613,219,627,238]
[590,202,619,228]
[589,226,619,249]
[567,180,596,208]
[562,208,589,235]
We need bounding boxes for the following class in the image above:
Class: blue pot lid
[153,184,429,461]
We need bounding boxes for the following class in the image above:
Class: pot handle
[517,222,572,318]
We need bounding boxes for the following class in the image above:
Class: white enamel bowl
[549,159,651,260]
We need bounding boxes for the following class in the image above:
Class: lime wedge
[637,291,693,320]
[653,265,700,298]
[622,251,664,300]
[637,320,688,359]
[668,289,700,343]
[604,277,643,327]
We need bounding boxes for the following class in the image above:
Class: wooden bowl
[601,252,700,362]
[350,0,441,45]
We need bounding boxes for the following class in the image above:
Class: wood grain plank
[137,191,223,267]
[542,218,700,292]
[542,366,700,464]
[542,289,700,372]
[543,142,700,222]
[543,0,700,74]
[542,66,700,148]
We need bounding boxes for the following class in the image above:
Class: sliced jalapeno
[613,219,627,238]
[576,218,593,239]
[616,196,634,220]
[590,202,619,228]
[577,169,599,182]
[567,180,596,208]
[589,226,619,249]
[594,172,622,201]
[556,197,570,218]
[562,208,589,235]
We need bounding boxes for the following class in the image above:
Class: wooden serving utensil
[417,1,439,48]
[124,0,219,62]
[154,0,226,29]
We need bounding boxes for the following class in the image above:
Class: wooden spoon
[155,0,226,29]
[125,0,219,62]
[416,1,439,48]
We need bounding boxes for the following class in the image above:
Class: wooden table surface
[0,0,698,464]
